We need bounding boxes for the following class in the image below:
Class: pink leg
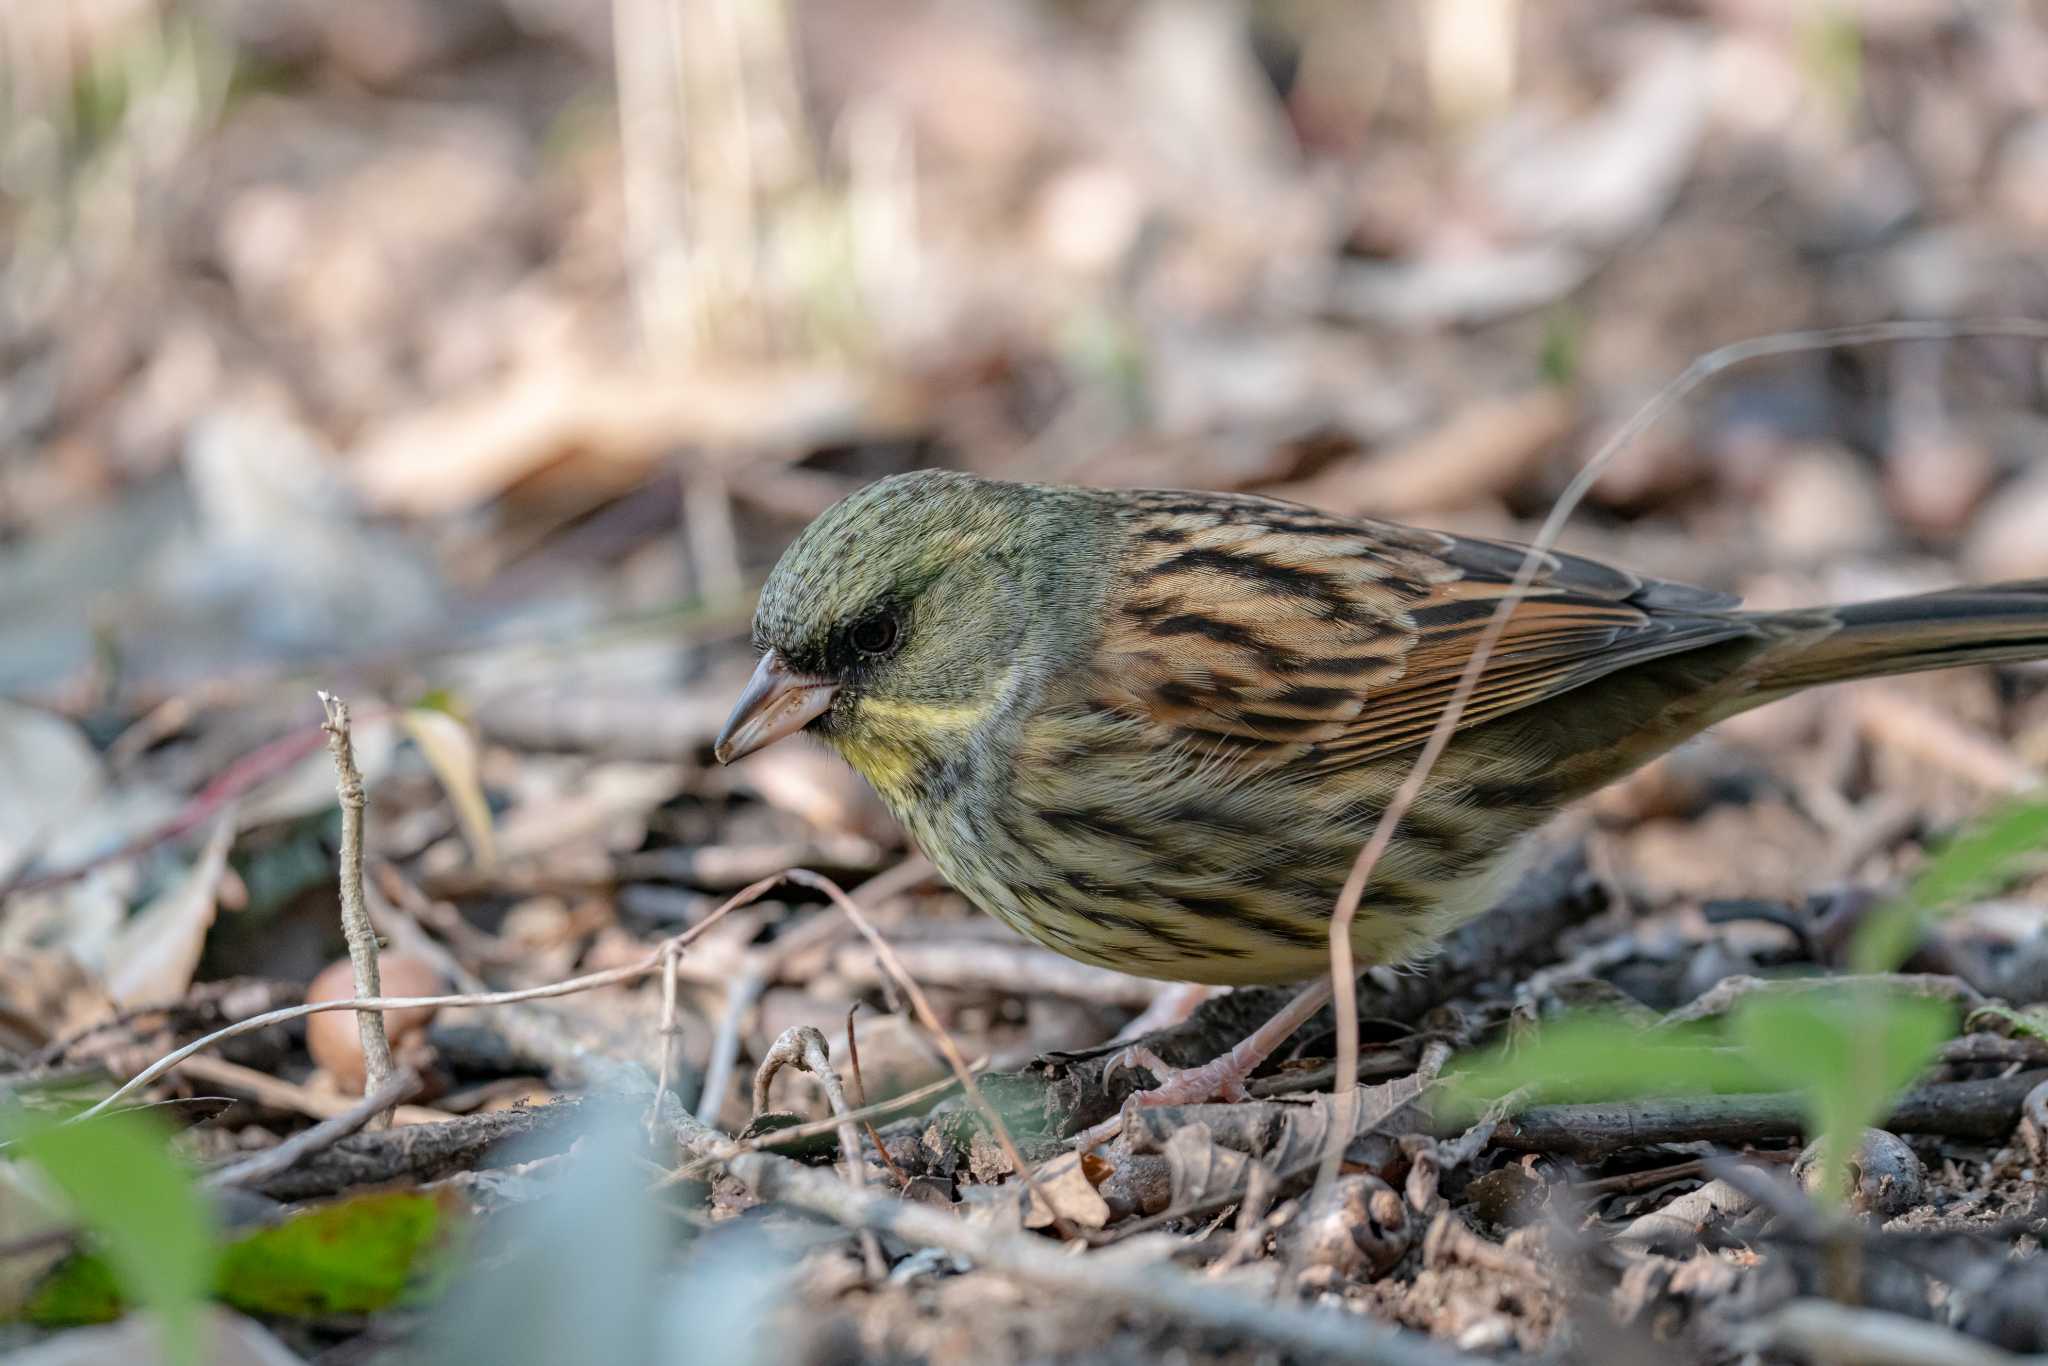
[1108,982,1220,1046]
[1079,977,1338,1147]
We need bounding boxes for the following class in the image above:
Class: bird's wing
[1090,490,1758,771]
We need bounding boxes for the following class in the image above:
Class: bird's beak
[714,653,838,764]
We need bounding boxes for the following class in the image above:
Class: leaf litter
[7,3,2048,1363]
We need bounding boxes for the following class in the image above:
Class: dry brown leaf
[349,360,922,516]
[103,812,236,1008]
[1266,389,1577,518]
[1023,1151,1113,1231]
[0,701,105,885]
[1137,1069,1438,1213]
[401,708,498,869]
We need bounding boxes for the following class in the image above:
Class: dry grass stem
[319,691,397,1125]
[1312,317,2048,1220]
[649,941,684,1142]
[71,872,791,1125]
[784,868,1053,1214]
[845,1004,908,1187]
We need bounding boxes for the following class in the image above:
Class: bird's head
[713,470,1112,803]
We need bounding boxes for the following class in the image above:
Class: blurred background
[7,0,2048,707]
[4,0,2048,1357]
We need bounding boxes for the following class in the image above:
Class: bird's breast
[879,705,1545,985]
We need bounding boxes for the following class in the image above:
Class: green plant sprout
[1446,797,2048,1207]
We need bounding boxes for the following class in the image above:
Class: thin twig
[695,961,767,1124]
[753,1025,887,1278]
[656,1057,986,1187]
[693,854,929,1123]
[70,873,789,1125]
[206,1070,421,1189]
[649,941,683,1142]
[783,869,1053,1217]
[846,1003,908,1188]
[1740,1299,2022,1366]
[319,692,397,1125]
[1311,317,2048,1216]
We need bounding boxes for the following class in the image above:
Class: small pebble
[1792,1128,1924,1219]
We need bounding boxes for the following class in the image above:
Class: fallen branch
[1662,973,1988,1026]
[722,1144,1484,1366]
[1739,1299,2028,1366]
[207,1070,422,1191]
[1489,1069,2048,1159]
[244,1097,589,1203]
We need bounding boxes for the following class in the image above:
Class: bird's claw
[1104,1044,1254,1107]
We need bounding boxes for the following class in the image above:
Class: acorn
[305,953,445,1094]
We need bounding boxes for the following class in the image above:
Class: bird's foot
[1075,977,1337,1150]
[1074,1041,1268,1150]
[1105,1044,1256,1107]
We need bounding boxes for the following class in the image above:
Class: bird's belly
[901,780,1546,987]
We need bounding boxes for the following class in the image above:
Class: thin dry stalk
[753,1025,885,1278]
[845,1004,907,1187]
[783,869,1048,1199]
[71,873,790,1125]
[695,961,768,1124]
[319,692,396,1125]
[656,1058,983,1187]
[206,1069,421,1189]
[692,855,929,1122]
[1311,317,2048,1221]
[649,941,684,1142]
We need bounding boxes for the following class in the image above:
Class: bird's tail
[1754,579,2048,694]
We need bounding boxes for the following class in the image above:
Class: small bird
[716,470,2048,1102]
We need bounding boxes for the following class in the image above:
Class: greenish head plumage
[751,470,1117,800]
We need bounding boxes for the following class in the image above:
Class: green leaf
[1441,1013,1767,1119]
[217,1189,463,1318]
[1854,799,2048,973]
[1731,989,1952,1206]
[21,1254,124,1326]
[3,1107,216,1364]
[1966,1002,2048,1043]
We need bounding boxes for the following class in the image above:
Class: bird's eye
[849,612,900,657]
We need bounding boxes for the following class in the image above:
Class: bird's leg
[1104,975,1338,1109]
[1107,982,1221,1046]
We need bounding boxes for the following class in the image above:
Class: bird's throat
[832,695,996,806]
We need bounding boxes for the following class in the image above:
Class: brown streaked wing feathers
[1092,490,1758,770]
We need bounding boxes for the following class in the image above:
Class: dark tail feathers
[1756,578,2048,693]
